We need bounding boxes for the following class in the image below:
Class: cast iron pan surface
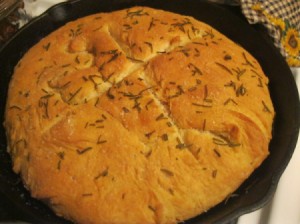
[0,0,299,223]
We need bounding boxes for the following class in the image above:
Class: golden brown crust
[4,7,274,224]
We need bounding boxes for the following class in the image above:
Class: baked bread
[4,6,275,224]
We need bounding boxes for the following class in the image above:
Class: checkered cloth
[240,0,300,67]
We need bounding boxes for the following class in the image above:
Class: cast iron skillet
[0,0,299,223]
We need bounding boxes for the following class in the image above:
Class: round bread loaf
[5,6,275,224]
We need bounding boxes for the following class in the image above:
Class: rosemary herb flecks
[213,148,221,157]
[166,121,172,127]
[76,147,93,155]
[262,100,272,113]
[203,29,214,39]
[56,151,65,170]
[188,63,203,76]
[57,160,62,170]
[232,67,246,80]
[82,193,93,197]
[144,41,153,52]
[148,205,156,212]
[257,78,263,88]
[203,85,212,103]
[202,119,206,130]
[175,138,191,149]
[94,168,109,180]
[125,9,149,19]
[145,99,154,110]
[215,62,233,75]
[97,135,107,144]
[145,130,155,139]
[171,18,191,33]
[224,80,236,90]
[148,17,156,31]
[242,52,255,68]
[212,169,218,178]
[161,133,168,141]
[122,107,130,113]
[224,98,238,106]
[106,88,115,100]
[67,87,82,103]
[224,54,232,61]
[156,113,167,121]
[43,42,51,51]
[160,168,174,177]
[212,135,240,148]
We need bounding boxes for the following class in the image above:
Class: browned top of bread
[4,6,275,224]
